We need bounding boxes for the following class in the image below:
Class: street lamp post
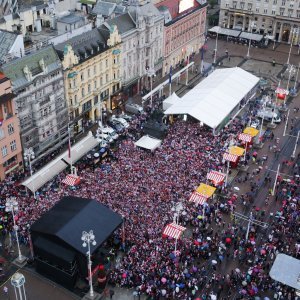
[213,27,219,65]
[286,65,295,103]
[247,22,255,58]
[23,148,36,199]
[11,272,27,300]
[6,198,27,266]
[287,28,298,65]
[293,62,300,91]
[171,202,186,256]
[81,230,97,299]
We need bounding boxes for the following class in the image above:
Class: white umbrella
[212,260,217,265]
[234,186,240,191]
[207,237,212,241]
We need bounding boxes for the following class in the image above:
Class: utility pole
[232,211,268,240]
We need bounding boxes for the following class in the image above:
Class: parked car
[110,115,129,128]
[117,113,133,122]
[96,131,114,144]
[98,125,119,140]
[250,119,260,128]
[125,103,144,114]
[108,119,125,133]
[257,109,281,123]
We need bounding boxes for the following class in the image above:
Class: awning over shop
[164,68,259,129]
[243,127,259,137]
[135,135,162,151]
[189,191,208,205]
[239,31,263,42]
[238,133,253,143]
[209,26,241,37]
[229,146,245,156]
[163,92,180,111]
[63,132,99,166]
[269,254,300,290]
[196,183,216,198]
[207,171,226,185]
[223,152,239,163]
[163,223,186,239]
[62,174,81,186]
[22,132,98,193]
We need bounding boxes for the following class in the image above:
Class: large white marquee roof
[164,67,259,129]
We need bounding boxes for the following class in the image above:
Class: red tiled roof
[156,0,199,19]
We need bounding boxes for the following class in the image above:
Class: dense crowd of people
[0,97,299,299]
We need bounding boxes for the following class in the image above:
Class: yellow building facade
[55,26,121,134]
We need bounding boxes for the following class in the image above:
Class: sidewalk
[130,39,299,107]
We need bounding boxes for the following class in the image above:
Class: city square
[0,0,299,300]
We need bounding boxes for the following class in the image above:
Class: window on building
[81,73,84,81]
[297,10,300,17]
[1,145,8,157]
[0,128,4,140]
[105,59,108,67]
[264,8,268,13]
[7,123,14,135]
[75,94,77,103]
[279,8,284,15]
[88,68,90,77]
[248,3,252,10]
[106,74,109,82]
[82,88,85,97]
[240,2,245,8]
[272,9,276,14]
[225,3,229,7]
[88,84,91,93]
[94,81,97,89]
[10,140,16,151]
[94,66,96,75]
[288,9,293,16]
[256,7,260,12]
[281,0,285,5]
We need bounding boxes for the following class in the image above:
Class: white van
[257,109,281,123]
[125,103,144,114]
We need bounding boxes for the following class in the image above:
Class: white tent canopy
[270,254,300,290]
[209,26,241,37]
[164,67,259,129]
[22,132,99,193]
[135,135,162,151]
[239,31,263,41]
[163,92,180,111]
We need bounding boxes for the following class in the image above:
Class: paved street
[0,40,299,300]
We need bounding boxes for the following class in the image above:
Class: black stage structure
[30,196,123,289]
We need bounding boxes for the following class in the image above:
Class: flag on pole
[68,125,71,159]
[169,66,172,84]
[201,46,204,61]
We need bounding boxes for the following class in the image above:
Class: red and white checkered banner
[223,152,239,163]
[62,174,81,186]
[238,133,252,143]
[163,223,186,239]
[207,171,226,185]
[189,191,208,205]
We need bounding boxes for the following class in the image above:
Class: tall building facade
[0,73,22,180]
[219,0,300,43]
[156,0,207,75]
[99,0,165,96]
[55,26,122,134]
[1,46,69,162]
